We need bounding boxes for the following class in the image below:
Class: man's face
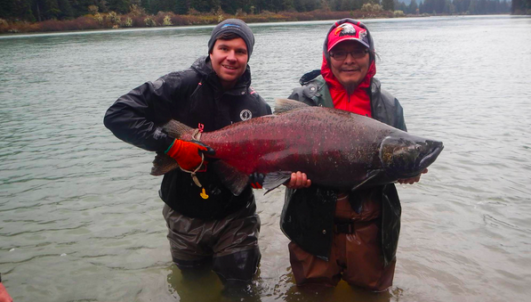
[329,40,370,90]
[209,37,248,89]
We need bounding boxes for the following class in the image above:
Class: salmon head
[379,134,444,179]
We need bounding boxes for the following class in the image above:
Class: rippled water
[1,15,530,302]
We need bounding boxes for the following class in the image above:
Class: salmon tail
[161,119,194,139]
[274,98,310,114]
[151,152,180,176]
[211,160,250,196]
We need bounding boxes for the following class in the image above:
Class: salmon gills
[152,98,444,196]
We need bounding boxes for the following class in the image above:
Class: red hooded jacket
[320,54,377,117]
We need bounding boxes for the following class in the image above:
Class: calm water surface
[1,15,530,302]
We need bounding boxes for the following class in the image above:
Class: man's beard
[344,82,358,95]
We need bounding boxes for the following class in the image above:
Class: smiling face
[209,37,248,89]
[329,40,370,90]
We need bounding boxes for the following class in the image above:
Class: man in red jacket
[284,19,427,292]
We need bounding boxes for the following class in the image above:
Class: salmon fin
[350,170,382,191]
[161,119,194,139]
[151,152,180,176]
[274,98,310,114]
[211,160,249,196]
[263,171,293,195]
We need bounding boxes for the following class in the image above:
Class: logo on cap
[222,24,240,28]
[328,22,369,51]
[335,23,357,36]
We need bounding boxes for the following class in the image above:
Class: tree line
[0,0,524,23]
[393,0,512,14]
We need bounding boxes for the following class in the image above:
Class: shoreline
[0,10,394,35]
[0,9,513,36]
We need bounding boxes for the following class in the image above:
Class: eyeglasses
[329,49,369,60]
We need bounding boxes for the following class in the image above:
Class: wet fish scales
[152,99,444,195]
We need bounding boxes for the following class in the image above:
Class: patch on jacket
[240,109,252,121]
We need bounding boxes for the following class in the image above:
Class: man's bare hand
[397,168,428,185]
[285,171,311,189]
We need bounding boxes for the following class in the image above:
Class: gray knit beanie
[208,19,255,59]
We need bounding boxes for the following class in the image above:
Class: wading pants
[163,200,261,286]
[289,192,396,291]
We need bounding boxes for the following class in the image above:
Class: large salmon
[152,99,444,195]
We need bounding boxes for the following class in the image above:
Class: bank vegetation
[0,0,522,34]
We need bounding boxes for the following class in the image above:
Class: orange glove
[165,139,214,171]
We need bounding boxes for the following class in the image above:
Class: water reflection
[167,264,262,302]
[166,262,396,302]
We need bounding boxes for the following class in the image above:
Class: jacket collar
[191,56,252,96]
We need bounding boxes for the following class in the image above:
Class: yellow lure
[200,188,209,199]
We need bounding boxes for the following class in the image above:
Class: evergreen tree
[270,0,286,11]
[435,0,446,12]
[394,0,407,12]
[175,0,188,13]
[409,0,418,13]
[351,0,363,10]
[58,0,74,18]
[44,0,61,19]
[293,0,304,11]
[468,0,477,13]
[189,0,220,12]
[382,0,394,11]
[500,0,509,13]
[70,0,98,17]
[0,0,14,18]
[253,0,269,13]
[305,0,320,10]
[220,0,249,14]
[108,0,131,13]
[329,0,341,10]
[284,0,295,10]
[477,0,486,13]
[12,0,35,21]
[339,0,352,11]
[443,0,455,14]
[150,0,173,13]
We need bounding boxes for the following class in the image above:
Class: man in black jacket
[104,19,271,290]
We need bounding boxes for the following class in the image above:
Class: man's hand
[397,168,428,185]
[285,171,311,189]
[0,283,13,302]
[165,139,215,171]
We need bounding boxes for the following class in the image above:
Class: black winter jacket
[281,71,406,266]
[104,57,272,220]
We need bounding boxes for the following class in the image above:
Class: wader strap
[192,129,202,141]
[334,220,355,234]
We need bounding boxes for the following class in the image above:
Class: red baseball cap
[327,22,370,52]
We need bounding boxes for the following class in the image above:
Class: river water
[1,15,530,302]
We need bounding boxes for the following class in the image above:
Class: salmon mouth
[419,140,444,170]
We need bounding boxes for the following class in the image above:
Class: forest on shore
[1,0,528,34]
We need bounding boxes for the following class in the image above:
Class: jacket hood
[321,19,377,92]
